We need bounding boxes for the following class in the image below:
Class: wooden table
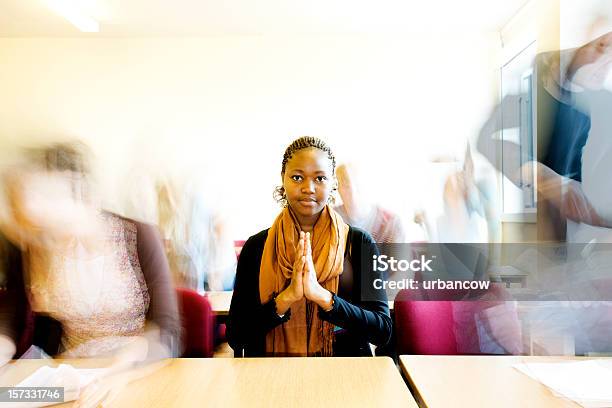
[2,357,417,407]
[206,291,233,316]
[399,355,607,408]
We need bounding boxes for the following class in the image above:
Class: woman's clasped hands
[275,231,333,315]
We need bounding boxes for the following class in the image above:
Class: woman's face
[282,148,335,225]
[7,170,85,236]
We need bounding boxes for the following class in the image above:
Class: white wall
[0,34,500,239]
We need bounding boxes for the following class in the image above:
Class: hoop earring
[327,189,337,205]
[274,186,288,207]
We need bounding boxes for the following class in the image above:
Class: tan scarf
[259,205,349,356]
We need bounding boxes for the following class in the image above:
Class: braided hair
[280,136,336,175]
[274,136,337,206]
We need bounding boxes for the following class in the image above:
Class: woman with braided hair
[227,136,391,357]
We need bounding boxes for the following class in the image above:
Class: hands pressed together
[533,162,609,228]
[275,231,333,316]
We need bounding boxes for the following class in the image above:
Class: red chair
[394,283,522,355]
[177,288,214,357]
[394,293,457,355]
[234,240,246,261]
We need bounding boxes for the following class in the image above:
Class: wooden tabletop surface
[2,357,417,407]
[399,355,609,408]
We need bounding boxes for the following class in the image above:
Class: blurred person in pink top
[334,163,406,244]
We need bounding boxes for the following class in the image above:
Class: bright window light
[43,0,99,32]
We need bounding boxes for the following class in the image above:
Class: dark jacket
[227,226,392,357]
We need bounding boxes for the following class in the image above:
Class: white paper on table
[3,364,108,408]
[514,360,612,408]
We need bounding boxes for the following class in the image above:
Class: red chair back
[177,288,214,357]
[234,240,246,261]
[394,283,521,355]
[394,296,458,354]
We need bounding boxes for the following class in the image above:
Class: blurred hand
[74,374,126,408]
[560,179,605,226]
[535,162,609,227]
[0,335,15,368]
[567,32,612,80]
[74,357,168,408]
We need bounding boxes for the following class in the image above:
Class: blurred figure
[478,29,612,355]
[156,178,193,288]
[478,31,612,240]
[123,166,160,226]
[0,142,180,405]
[417,146,489,243]
[156,177,236,292]
[205,212,238,291]
[335,163,406,243]
[538,30,612,240]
